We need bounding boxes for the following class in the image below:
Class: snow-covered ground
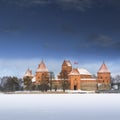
[0,94,120,120]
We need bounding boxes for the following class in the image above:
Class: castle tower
[97,62,111,90]
[23,68,33,79]
[58,60,72,79]
[35,60,49,84]
[68,68,81,90]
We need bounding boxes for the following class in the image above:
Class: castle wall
[97,73,111,84]
[81,80,97,91]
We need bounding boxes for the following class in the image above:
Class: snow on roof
[69,68,80,75]
[36,60,48,72]
[81,78,96,81]
[77,68,91,75]
[32,77,36,82]
[69,68,91,76]
[64,60,72,66]
[98,63,110,73]
[24,68,33,77]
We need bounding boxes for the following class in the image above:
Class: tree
[23,76,32,91]
[112,75,120,90]
[3,77,21,92]
[62,80,70,92]
[49,71,55,91]
[39,79,49,92]
[37,73,50,92]
[54,85,57,92]
[61,70,70,92]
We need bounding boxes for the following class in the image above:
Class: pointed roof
[69,68,91,76]
[65,60,72,66]
[77,68,91,75]
[63,60,72,66]
[98,63,110,73]
[36,60,48,72]
[69,68,80,75]
[24,68,33,77]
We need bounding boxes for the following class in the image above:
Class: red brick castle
[24,60,111,91]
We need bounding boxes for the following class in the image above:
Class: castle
[24,60,111,91]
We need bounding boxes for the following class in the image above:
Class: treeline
[0,76,23,92]
[24,76,70,92]
[0,76,70,92]
[0,75,120,92]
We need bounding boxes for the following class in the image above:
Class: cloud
[2,0,120,11]
[1,0,51,7]
[55,0,94,11]
[1,0,94,11]
[85,33,120,51]
[87,33,114,47]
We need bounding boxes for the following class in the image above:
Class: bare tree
[49,71,55,91]
[61,70,70,92]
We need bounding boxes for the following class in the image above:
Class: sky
[0,0,120,77]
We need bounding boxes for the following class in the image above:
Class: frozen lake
[0,94,120,120]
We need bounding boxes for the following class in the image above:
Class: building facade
[23,60,111,91]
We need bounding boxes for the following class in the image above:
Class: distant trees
[49,71,55,91]
[62,80,70,92]
[23,76,32,91]
[38,73,50,92]
[38,79,49,92]
[0,76,23,92]
[111,75,120,90]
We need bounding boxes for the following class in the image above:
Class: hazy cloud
[55,0,94,11]
[84,33,120,52]
[1,0,51,7]
[88,34,114,47]
[1,0,120,11]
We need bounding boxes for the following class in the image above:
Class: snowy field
[0,94,120,120]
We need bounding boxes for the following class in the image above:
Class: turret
[97,62,111,90]
[35,60,49,84]
[23,68,33,79]
[58,60,72,79]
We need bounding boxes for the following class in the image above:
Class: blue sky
[0,0,120,77]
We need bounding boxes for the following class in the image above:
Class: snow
[81,78,96,81]
[69,68,92,76]
[78,68,91,75]
[69,68,80,75]
[0,94,120,120]
[98,63,110,73]
[66,61,72,66]
[24,69,33,77]
[36,60,48,72]
[32,77,36,82]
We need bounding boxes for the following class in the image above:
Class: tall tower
[35,60,49,84]
[58,60,72,79]
[97,62,111,90]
